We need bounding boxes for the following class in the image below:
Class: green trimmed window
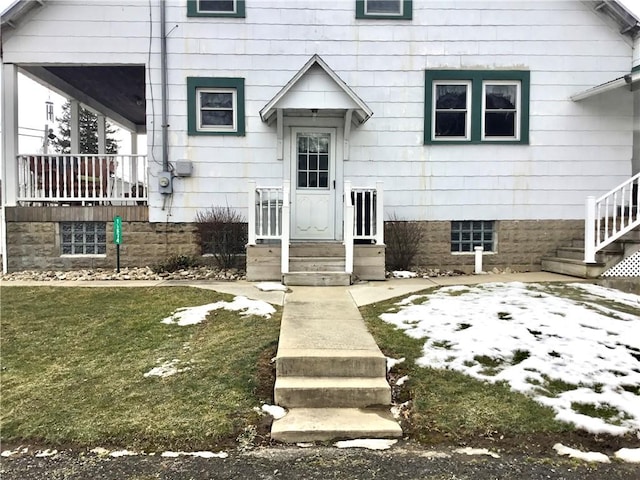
[61,222,107,255]
[187,77,245,136]
[356,0,412,19]
[451,221,495,253]
[187,0,245,17]
[425,70,530,144]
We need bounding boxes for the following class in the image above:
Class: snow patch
[109,450,139,457]
[396,375,409,386]
[1,447,28,458]
[614,447,640,463]
[144,359,191,378]
[334,439,398,450]
[161,451,228,459]
[255,282,288,292]
[392,271,417,278]
[162,296,275,326]
[553,443,610,463]
[454,447,500,458]
[261,404,287,419]
[378,282,640,434]
[386,356,405,372]
[35,449,58,458]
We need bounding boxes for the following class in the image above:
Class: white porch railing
[16,154,148,205]
[248,180,382,276]
[584,172,640,263]
[344,181,384,275]
[247,181,290,274]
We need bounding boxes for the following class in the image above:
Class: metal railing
[16,154,148,206]
[585,172,640,263]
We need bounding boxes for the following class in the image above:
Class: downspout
[160,0,169,173]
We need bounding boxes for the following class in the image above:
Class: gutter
[570,70,640,101]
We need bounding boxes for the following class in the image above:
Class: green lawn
[1,287,280,450]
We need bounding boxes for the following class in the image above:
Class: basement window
[451,221,495,253]
[61,222,107,255]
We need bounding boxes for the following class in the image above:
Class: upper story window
[356,0,412,19]
[187,78,245,136]
[425,70,530,145]
[187,0,245,17]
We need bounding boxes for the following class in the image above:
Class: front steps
[285,242,350,286]
[541,230,640,278]
[271,286,402,443]
[246,242,385,283]
[271,408,401,443]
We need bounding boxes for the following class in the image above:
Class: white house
[1,0,639,282]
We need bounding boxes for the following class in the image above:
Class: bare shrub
[384,212,424,271]
[195,206,247,269]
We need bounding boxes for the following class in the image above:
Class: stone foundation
[408,220,584,273]
[4,208,584,275]
[4,206,198,272]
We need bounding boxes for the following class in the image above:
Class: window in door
[297,133,330,189]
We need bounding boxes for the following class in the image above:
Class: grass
[0,286,281,450]
[361,298,568,443]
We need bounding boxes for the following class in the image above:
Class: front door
[290,128,336,240]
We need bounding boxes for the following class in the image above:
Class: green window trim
[187,0,245,18]
[424,70,530,145]
[356,0,412,20]
[187,77,245,136]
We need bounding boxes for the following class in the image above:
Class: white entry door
[290,128,336,240]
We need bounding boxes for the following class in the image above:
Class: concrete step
[276,348,387,378]
[274,376,391,408]
[289,257,345,272]
[271,407,403,443]
[540,257,607,279]
[556,246,623,262]
[283,271,351,286]
[289,242,345,257]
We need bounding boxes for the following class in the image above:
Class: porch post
[1,63,19,207]
[344,181,354,275]
[584,196,596,263]
[375,181,384,245]
[281,180,290,275]
[97,114,106,154]
[130,132,138,155]
[247,181,256,245]
[70,100,80,154]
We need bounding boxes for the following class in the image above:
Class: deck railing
[585,172,640,263]
[16,154,148,206]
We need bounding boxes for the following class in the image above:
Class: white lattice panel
[601,251,640,277]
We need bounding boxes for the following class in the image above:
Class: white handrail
[281,180,290,275]
[584,172,640,263]
[344,181,354,275]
